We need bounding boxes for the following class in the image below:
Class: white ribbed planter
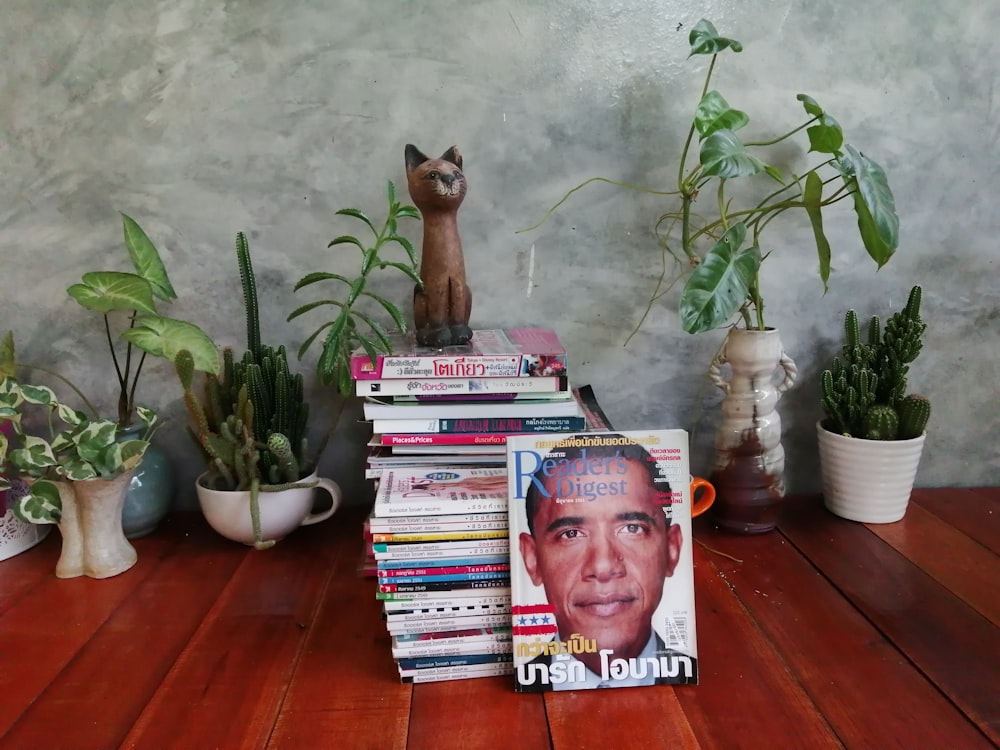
[816,421,926,523]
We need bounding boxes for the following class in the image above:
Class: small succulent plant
[820,285,930,440]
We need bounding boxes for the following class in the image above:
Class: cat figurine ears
[405,144,463,171]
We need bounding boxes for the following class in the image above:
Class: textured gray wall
[2,0,998,509]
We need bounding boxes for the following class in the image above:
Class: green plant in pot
[130,232,343,549]
[60,213,218,537]
[0,332,155,578]
[817,285,930,523]
[521,18,901,533]
[288,180,423,396]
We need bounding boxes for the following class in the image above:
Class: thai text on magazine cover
[506,430,699,692]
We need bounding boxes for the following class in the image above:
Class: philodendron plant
[522,19,900,336]
[66,213,219,428]
[0,332,155,524]
[289,180,422,395]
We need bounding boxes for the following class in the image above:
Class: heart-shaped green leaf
[838,145,899,265]
[688,19,743,56]
[695,91,750,139]
[700,130,778,180]
[123,315,220,375]
[679,223,761,333]
[68,271,158,314]
[12,480,62,524]
[803,171,832,290]
[122,213,177,301]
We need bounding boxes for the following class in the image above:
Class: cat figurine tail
[405,143,473,348]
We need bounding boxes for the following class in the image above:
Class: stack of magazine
[353,327,577,480]
[355,327,614,682]
[370,466,515,683]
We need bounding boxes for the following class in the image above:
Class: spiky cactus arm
[267,432,300,483]
[236,232,261,362]
[877,285,926,407]
[898,393,931,439]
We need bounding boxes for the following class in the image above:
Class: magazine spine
[377,563,510,580]
[396,653,513,671]
[371,529,508,543]
[368,511,507,528]
[378,579,509,594]
[377,585,510,602]
[357,376,567,397]
[376,417,588,438]
[399,663,514,683]
[377,554,509,571]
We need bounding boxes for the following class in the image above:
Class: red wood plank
[0,530,176,736]
[409,677,549,750]
[780,496,1000,746]
[673,547,841,748]
[2,515,244,749]
[120,515,339,750]
[866,501,1000,627]
[267,508,412,750]
[912,488,1000,555]
[0,528,59,616]
[546,683,698,749]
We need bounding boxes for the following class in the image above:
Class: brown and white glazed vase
[708,328,797,534]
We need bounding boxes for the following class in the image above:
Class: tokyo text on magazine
[350,327,568,380]
[506,430,699,692]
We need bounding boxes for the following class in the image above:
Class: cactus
[820,286,930,440]
[176,233,319,493]
[897,393,931,440]
[862,404,899,440]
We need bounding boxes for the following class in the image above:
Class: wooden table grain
[1,488,997,749]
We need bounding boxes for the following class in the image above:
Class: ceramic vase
[53,472,138,579]
[196,471,342,547]
[708,328,797,534]
[117,425,174,539]
[817,421,926,523]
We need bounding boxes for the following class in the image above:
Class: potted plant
[0,332,155,578]
[288,180,423,394]
[130,232,345,548]
[521,19,900,533]
[817,285,930,523]
[62,213,218,537]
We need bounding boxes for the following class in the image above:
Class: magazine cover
[506,430,699,692]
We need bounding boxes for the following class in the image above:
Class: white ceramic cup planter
[196,471,342,546]
[816,421,926,524]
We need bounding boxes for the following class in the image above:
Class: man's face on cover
[519,457,682,660]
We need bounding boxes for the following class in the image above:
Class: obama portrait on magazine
[512,435,698,691]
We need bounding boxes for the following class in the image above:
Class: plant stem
[743,117,817,148]
[677,54,717,189]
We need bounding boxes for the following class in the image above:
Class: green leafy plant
[289,181,422,394]
[67,214,219,427]
[820,285,930,440]
[521,18,899,336]
[0,332,155,524]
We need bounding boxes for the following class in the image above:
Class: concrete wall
[2,0,997,508]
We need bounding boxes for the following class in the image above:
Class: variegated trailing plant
[0,332,156,524]
[288,181,423,395]
[520,18,900,337]
[66,213,219,427]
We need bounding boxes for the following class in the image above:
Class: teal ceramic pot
[117,425,174,538]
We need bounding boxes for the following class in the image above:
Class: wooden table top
[1,488,997,749]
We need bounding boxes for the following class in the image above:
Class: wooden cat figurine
[405,143,473,348]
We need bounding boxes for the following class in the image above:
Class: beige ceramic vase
[52,472,138,579]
